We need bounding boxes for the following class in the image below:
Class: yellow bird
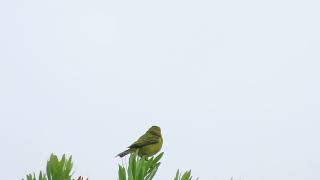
[116,126,163,158]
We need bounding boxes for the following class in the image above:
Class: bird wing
[128,133,159,148]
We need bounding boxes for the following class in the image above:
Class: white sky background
[1,0,320,179]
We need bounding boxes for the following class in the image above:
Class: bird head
[148,126,161,137]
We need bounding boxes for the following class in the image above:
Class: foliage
[46,154,73,180]
[118,152,163,180]
[174,169,197,180]
[25,172,47,180]
[23,154,73,180]
[23,152,197,180]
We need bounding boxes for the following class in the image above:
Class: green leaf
[46,154,73,180]
[174,170,180,180]
[118,165,126,180]
[152,152,164,165]
[173,169,196,180]
[181,170,192,180]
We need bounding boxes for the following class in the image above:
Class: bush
[23,153,197,180]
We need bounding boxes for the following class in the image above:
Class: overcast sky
[1,0,320,180]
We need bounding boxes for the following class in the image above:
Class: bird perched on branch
[116,126,163,158]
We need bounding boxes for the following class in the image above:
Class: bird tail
[116,149,132,158]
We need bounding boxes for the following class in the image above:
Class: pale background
[1,0,320,180]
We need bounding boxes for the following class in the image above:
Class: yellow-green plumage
[116,126,163,157]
